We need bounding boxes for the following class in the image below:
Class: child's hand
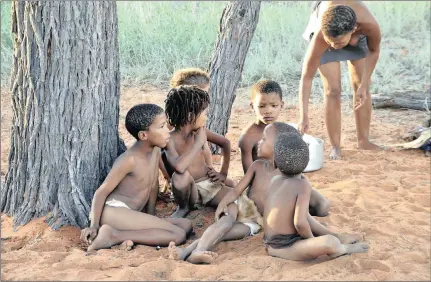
[80,227,98,244]
[207,168,226,183]
[195,127,207,146]
[215,204,229,221]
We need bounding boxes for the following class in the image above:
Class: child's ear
[281,100,285,108]
[250,102,254,110]
[138,131,148,141]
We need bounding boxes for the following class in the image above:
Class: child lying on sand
[81,104,192,251]
[264,133,369,261]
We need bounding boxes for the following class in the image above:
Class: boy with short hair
[162,86,233,218]
[264,133,369,261]
[239,79,330,217]
[80,104,192,251]
[239,79,284,173]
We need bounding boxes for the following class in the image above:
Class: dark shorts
[264,234,303,249]
[305,1,369,65]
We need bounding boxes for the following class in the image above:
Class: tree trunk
[1,1,121,230]
[207,1,261,151]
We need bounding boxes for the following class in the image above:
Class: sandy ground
[1,85,430,281]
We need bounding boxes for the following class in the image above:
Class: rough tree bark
[1,1,121,229]
[207,1,261,151]
[371,91,431,111]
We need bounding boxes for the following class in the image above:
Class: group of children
[81,68,369,264]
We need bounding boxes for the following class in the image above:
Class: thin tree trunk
[207,1,261,151]
[1,1,121,229]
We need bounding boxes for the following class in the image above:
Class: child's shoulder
[287,176,312,194]
[240,122,262,136]
[239,123,263,147]
[249,158,271,172]
[112,148,137,170]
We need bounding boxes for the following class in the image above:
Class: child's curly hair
[170,68,210,88]
[165,85,210,128]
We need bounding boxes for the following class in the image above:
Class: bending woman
[298,1,382,159]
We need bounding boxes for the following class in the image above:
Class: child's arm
[164,127,207,174]
[293,181,314,239]
[238,133,254,173]
[159,157,170,181]
[145,178,159,216]
[203,142,214,168]
[206,129,231,182]
[214,161,258,220]
[82,155,134,243]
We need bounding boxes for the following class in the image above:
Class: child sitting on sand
[80,104,192,251]
[162,86,234,218]
[160,68,236,193]
[239,79,285,173]
[167,122,301,264]
[264,133,369,261]
[239,79,330,217]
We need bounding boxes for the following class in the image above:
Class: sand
[1,85,430,281]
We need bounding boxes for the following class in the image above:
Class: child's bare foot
[87,225,117,252]
[171,206,190,218]
[336,233,364,244]
[357,140,383,150]
[168,242,188,261]
[120,240,134,251]
[345,242,369,254]
[329,242,369,259]
[187,250,218,264]
[329,147,341,160]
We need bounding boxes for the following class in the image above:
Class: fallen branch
[371,90,431,110]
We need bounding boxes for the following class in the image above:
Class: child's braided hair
[165,85,210,128]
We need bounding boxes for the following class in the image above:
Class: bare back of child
[80,104,192,252]
[264,133,368,261]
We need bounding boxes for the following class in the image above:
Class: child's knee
[183,219,193,234]
[321,235,340,250]
[219,217,235,234]
[173,229,187,245]
[171,172,192,191]
[317,198,330,216]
